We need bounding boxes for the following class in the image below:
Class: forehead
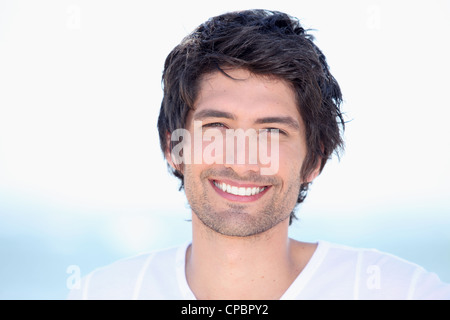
[192,69,301,120]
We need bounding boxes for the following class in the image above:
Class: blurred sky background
[0,0,449,299]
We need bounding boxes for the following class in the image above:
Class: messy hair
[157,9,345,224]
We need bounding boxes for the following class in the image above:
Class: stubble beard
[183,167,301,238]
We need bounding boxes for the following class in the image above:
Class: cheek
[182,164,204,200]
[202,129,227,165]
[278,148,304,206]
[181,125,226,166]
[281,142,305,169]
[273,142,307,191]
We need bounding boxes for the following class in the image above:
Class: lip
[209,179,271,203]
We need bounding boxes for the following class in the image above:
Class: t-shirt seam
[132,252,157,299]
[280,240,330,299]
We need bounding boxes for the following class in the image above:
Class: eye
[202,122,227,129]
[260,128,286,136]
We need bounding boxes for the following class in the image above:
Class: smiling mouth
[209,179,270,202]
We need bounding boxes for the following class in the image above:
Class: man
[69,9,450,300]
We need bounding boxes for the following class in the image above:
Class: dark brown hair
[157,9,345,223]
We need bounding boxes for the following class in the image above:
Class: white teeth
[213,180,266,196]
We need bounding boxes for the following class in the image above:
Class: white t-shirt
[67,241,450,300]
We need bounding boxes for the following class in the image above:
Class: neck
[186,214,309,300]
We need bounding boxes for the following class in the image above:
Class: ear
[164,131,177,171]
[305,159,322,183]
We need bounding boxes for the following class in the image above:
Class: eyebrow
[254,116,301,131]
[193,109,301,131]
[193,109,235,121]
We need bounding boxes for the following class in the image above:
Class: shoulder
[67,243,187,300]
[318,241,450,299]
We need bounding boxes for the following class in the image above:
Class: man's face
[179,69,309,237]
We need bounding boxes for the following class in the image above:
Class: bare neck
[185,214,316,300]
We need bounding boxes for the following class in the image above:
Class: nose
[223,133,261,176]
[224,162,261,177]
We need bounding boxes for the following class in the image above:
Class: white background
[0,0,449,299]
